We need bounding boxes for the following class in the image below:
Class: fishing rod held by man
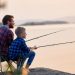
[26,29,66,42]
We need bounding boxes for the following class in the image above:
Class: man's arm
[7,30,14,46]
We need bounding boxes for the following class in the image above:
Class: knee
[30,51,36,57]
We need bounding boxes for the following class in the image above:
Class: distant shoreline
[0,20,69,26]
[21,21,68,26]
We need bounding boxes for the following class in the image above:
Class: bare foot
[22,68,29,75]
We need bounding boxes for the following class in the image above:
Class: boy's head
[15,27,27,38]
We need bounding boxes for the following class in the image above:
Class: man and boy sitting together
[0,15,37,74]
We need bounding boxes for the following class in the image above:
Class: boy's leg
[16,51,35,74]
[22,51,35,75]
[25,51,35,69]
[17,51,35,69]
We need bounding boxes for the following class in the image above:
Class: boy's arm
[21,40,30,52]
[21,39,37,52]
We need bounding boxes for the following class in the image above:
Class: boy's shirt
[8,37,30,60]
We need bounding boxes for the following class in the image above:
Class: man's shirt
[0,25,14,56]
[8,37,30,60]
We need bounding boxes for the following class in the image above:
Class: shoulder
[16,38,25,43]
[11,38,25,46]
[0,25,13,33]
[7,29,13,35]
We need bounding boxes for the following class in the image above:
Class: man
[0,15,14,61]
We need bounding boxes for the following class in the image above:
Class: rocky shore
[0,67,75,75]
[28,67,74,75]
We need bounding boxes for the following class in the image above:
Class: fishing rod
[37,41,75,48]
[26,29,66,42]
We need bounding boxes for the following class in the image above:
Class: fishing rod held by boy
[37,41,75,48]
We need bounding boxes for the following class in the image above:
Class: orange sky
[1,0,75,20]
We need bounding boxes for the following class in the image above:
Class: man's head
[15,27,27,38]
[2,15,14,28]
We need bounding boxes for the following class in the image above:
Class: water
[13,24,75,74]
[2,24,75,74]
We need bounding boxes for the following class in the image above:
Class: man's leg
[15,58,27,75]
[17,58,26,70]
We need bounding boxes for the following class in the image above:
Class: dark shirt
[0,25,14,56]
[8,37,30,60]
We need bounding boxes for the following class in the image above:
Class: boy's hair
[15,27,25,37]
[2,15,14,25]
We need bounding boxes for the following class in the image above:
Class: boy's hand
[33,46,37,49]
[30,46,37,50]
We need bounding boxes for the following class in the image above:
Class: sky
[0,0,75,21]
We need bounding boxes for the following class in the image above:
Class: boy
[8,27,37,73]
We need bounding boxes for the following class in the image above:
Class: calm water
[15,24,75,74]
[2,24,75,74]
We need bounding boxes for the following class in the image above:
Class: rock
[28,67,74,75]
[0,67,74,75]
